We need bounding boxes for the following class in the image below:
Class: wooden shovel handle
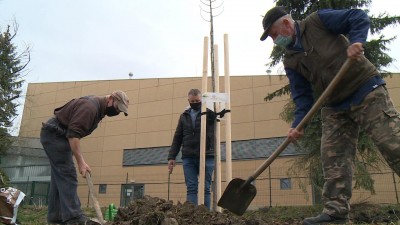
[86,172,105,225]
[247,58,353,184]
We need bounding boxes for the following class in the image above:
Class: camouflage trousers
[320,85,400,218]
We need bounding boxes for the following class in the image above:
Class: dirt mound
[110,195,264,225]
[350,202,400,224]
[108,196,400,225]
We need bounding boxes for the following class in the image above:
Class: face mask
[106,106,120,117]
[274,34,293,48]
[190,102,201,110]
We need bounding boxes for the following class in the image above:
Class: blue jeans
[182,157,214,209]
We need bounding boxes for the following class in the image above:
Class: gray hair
[188,88,201,97]
[274,14,294,27]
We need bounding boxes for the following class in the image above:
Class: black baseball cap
[260,6,288,41]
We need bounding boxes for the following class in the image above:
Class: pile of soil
[109,196,266,225]
[350,202,400,224]
[107,195,400,225]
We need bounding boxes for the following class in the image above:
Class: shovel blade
[217,178,257,216]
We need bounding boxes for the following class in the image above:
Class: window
[133,184,144,199]
[99,184,107,194]
[280,178,291,190]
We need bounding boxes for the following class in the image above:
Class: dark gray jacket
[168,108,216,160]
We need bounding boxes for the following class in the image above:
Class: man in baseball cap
[258,4,400,225]
[111,90,129,116]
[260,6,288,41]
[40,90,130,225]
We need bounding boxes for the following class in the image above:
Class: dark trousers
[40,127,83,223]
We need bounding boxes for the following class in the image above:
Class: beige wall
[19,74,400,208]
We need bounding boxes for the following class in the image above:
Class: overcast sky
[0,0,399,134]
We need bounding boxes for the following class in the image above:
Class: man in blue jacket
[260,6,400,225]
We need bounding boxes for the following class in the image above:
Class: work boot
[303,213,349,225]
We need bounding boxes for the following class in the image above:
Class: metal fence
[125,170,400,209]
[9,169,400,209]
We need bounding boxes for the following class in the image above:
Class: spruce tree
[0,24,30,187]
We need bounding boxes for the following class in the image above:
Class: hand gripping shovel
[217,58,353,216]
[86,172,106,225]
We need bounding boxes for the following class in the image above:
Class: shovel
[217,58,353,216]
[168,171,171,201]
[86,172,106,225]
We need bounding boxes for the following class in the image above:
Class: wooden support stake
[223,34,232,183]
[199,36,209,206]
[213,44,222,212]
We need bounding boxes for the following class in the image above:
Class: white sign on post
[202,92,228,110]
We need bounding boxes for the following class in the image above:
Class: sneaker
[64,215,101,225]
[303,213,349,225]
